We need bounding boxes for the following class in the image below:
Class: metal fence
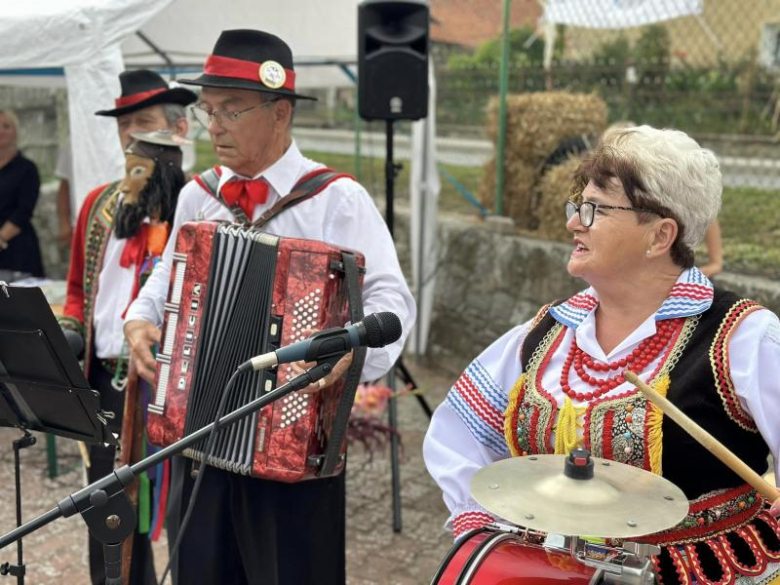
[288,1,780,196]
[436,1,780,140]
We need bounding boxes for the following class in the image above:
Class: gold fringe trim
[505,373,526,456]
[554,397,585,455]
[647,373,670,475]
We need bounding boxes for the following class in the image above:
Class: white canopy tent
[0,0,174,206]
[544,0,702,29]
[541,0,719,70]
[0,0,366,207]
[121,1,361,89]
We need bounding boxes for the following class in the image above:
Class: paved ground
[0,360,456,584]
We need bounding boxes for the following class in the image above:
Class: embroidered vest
[511,292,780,583]
[81,182,122,372]
[515,290,768,500]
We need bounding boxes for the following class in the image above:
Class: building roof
[431,0,542,48]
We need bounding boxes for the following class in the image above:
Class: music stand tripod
[0,284,114,584]
[381,118,434,533]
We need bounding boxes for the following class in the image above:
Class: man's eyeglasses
[190,99,279,128]
[565,200,657,228]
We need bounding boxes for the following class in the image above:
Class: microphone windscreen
[62,327,85,360]
[363,312,402,348]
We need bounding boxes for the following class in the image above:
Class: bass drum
[431,527,597,585]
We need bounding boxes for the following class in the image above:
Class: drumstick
[624,370,780,502]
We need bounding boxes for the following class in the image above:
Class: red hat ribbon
[203,54,296,91]
[115,87,168,109]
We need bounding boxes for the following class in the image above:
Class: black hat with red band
[95,70,198,117]
[178,29,316,101]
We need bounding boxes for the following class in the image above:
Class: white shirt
[92,224,140,359]
[125,140,416,381]
[423,268,780,530]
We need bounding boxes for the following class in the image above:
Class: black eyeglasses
[565,200,657,228]
[190,99,279,128]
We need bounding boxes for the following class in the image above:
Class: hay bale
[486,92,608,168]
[481,91,607,230]
[481,159,538,229]
[536,156,583,242]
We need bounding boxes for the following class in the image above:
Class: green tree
[634,24,671,87]
[448,26,545,70]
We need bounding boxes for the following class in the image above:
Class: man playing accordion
[124,28,415,585]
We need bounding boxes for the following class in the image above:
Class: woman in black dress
[0,109,44,277]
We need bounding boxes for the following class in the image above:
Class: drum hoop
[429,527,493,585]
[455,531,525,585]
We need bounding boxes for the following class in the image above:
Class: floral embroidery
[81,183,121,370]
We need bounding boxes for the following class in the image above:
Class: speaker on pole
[358,0,430,121]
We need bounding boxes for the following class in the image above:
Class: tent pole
[135,32,176,79]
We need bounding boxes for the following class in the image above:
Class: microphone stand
[383,119,433,534]
[0,358,339,585]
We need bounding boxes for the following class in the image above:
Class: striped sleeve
[424,322,532,535]
[446,360,510,456]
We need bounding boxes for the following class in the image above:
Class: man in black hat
[58,70,196,585]
[124,30,415,584]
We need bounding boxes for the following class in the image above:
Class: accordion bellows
[147,221,364,482]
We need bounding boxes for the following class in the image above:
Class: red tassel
[151,459,170,542]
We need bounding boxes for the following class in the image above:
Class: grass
[194,141,780,278]
[715,187,780,278]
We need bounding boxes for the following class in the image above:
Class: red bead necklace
[560,318,683,401]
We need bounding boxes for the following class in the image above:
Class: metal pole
[384,118,402,531]
[13,438,24,585]
[45,435,57,479]
[415,117,428,357]
[385,120,395,236]
[135,32,177,79]
[495,0,512,216]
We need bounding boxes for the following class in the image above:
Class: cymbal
[471,454,689,538]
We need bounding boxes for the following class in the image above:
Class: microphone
[240,312,402,372]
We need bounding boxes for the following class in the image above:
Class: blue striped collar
[549,267,714,329]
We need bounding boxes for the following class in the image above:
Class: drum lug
[622,541,660,558]
[595,541,659,585]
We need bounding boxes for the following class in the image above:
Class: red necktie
[120,223,149,269]
[221,179,270,218]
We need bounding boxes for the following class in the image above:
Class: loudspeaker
[358,0,429,121]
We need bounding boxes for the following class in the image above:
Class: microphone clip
[302,327,357,363]
[297,352,345,388]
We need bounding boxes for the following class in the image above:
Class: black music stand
[0,284,113,584]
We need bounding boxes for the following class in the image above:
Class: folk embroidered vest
[510,290,768,500]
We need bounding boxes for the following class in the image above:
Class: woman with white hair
[424,125,780,584]
[0,109,44,276]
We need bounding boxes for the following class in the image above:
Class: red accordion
[147,221,364,482]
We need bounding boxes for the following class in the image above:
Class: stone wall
[0,86,68,179]
[393,206,780,374]
[1,86,70,278]
[34,182,70,279]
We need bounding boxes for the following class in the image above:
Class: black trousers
[87,357,157,585]
[166,456,346,585]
